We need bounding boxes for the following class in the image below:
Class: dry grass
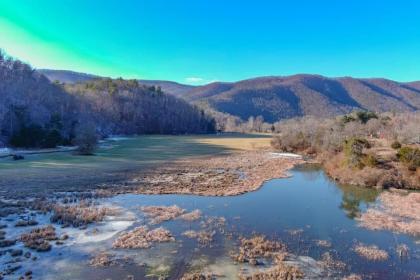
[140,205,185,224]
[238,263,303,280]
[342,274,362,280]
[50,203,115,228]
[135,151,302,196]
[353,244,389,261]
[319,252,346,270]
[179,210,202,221]
[89,252,116,267]
[358,191,420,235]
[112,226,174,249]
[315,240,331,248]
[181,272,216,280]
[20,225,58,252]
[193,135,272,151]
[233,235,287,265]
[182,230,215,247]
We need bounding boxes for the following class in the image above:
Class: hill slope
[39,70,420,123]
[1,55,215,147]
[185,75,420,122]
[39,69,195,97]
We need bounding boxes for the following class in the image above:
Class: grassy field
[0,134,272,197]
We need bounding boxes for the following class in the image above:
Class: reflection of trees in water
[295,164,323,181]
[296,164,380,219]
[338,184,380,219]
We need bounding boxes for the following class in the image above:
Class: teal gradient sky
[1,0,420,84]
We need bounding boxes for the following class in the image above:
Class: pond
[3,165,419,279]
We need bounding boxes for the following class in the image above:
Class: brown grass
[20,225,58,252]
[238,263,303,280]
[353,244,389,261]
[133,151,302,196]
[319,252,346,270]
[182,230,215,247]
[112,226,174,249]
[140,205,185,224]
[181,272,215,280]
[358,191,420,235]
[342,274,362,280]
[50,202,116,227]
[179,210,202,221]
[233,235,287,265]
[89,252,116,267]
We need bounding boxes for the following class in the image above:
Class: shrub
[73,122,98,155]
[397,146,420,169]
[391,141,401,149]
[356,111,378,124]
[343,138,370,169]
[362,154,379,168]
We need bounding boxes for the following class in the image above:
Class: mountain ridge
[40,69,420,123]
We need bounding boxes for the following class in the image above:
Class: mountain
[184,75,420,122]
[1,55,215,148]
[138,80,196,97]
[39,69,195,97]
[38,69,100,84]
[39,70,420,123]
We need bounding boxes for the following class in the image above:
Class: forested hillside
[0,53,215,148]
[41,70,420,124]
[184,75,420,122]
[64,79,214,135]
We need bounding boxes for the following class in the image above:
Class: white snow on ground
[107,135,131,141]
[269,152,302,159]
[0,148,11,155]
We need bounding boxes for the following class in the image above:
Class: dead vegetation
[112,226,174,249]
[342,274,362,280]
[353,244,389,261]
[181,272,216,280]
[89,252,116,267]
[358,191,420,235]
[319,252,346,270]
[20,225,60,252]
[179,210,202,221]
[140,205,185,224]
[132,151,302,196]
[232,235,287,265]
[182,230,215,247]
[140,205,203,225]
[238,263,304,280]
[50,203,115,227]
[315,240,331,248]
[272,112,420,190]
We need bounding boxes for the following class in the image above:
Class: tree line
[0,51,215,149]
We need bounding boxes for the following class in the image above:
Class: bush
[73,123,98,155]
[391,141,402,149]
[356,111,378,124]
[343,138,370,169]
[397,146,420,169]
[362,154,379,168]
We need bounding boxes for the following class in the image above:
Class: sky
[1,1,420,84]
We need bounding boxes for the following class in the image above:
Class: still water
[20,165,419,279]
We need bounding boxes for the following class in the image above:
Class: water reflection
[337,183,379,219]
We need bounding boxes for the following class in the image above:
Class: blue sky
[1,0,420,84]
